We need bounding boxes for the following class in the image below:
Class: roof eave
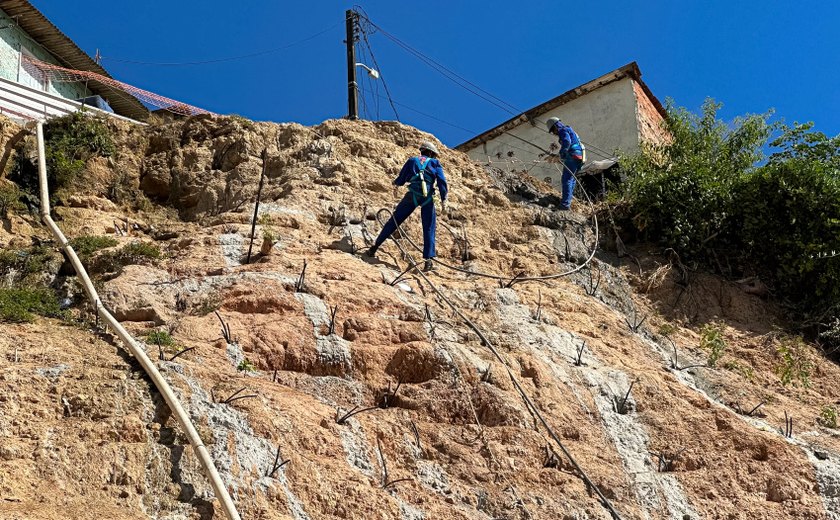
[0,0,149,120]
[455,62,663,152]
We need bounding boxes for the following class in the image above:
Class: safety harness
[408,156,436,207]
[554,122,587,163]
[567,127,586,162]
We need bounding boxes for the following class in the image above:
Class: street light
[356,63,379,79]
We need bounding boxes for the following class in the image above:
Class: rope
[374,195,623,520]
[376,160,599,284]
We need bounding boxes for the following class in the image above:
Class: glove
[441,199,448,214]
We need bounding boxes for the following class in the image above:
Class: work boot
[423,259,435,272]
[364,246,378,258]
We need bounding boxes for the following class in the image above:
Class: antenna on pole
[345,9,359,120]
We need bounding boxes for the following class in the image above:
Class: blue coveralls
[552,121,584,209]
[373,155,448,259]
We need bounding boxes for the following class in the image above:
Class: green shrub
[146,330,176,348]
[92,241,162,275]
[620,102,840,344]
[620,99,771,261]
[119,241,161,262]
[0,286,62,323]
[775,336,813,387]
[10,111,115,197]
[0,244,54,282]
[723,360,754,381]
[819,405,838,429]
[0,180,23,216]
[700,323,727,367]
[734,125,840,316]
[658,323,677,337]
[68,235,118,260]
[237,358,256,372]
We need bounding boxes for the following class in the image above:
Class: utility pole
[345,9,359,120]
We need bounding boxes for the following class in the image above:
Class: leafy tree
[619,100,840,347]
[620,99,772,261]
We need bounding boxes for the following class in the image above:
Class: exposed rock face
[101,265,177,325]
[1,114,840,520]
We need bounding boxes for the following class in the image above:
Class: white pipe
[35,122,242,520]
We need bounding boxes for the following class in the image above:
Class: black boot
[364,246,378,258]
[423,259,434,272]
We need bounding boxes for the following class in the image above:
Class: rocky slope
[1,114,839,520]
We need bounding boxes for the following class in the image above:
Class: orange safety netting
[22,54,212,117]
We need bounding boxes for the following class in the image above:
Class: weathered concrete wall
[465,77,639,185]
[632,79,668,146]
[0,8,90,101]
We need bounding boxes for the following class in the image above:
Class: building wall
[465,77,640,185]
[632,79,668,146]
[0,9,89,100]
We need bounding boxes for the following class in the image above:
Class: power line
[359,13,616,159]
[374,94,477,134]
[357,13,399,121]
[372,92,615,165]
[101,22,342,66]
[361,15,521,116]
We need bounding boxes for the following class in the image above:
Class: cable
[373,94,477,135]
[369,92,614,167]
[373,178,622,520]
[357,14,400,121]
[361,15,521,116]
[359,13,616,159]
[375,159,599,283]
[101,22,342,66]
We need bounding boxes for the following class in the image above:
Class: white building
[456,62,667,186]
[0,0,147,122]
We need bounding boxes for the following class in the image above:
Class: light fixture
[355,63,379,79]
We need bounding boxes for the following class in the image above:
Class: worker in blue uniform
[546,117,585,210]
[366,141,448,272]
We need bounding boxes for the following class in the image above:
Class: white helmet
[419,141,439,157]
[545,117,561,132]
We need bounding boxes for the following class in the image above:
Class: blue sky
[35,1,840,147]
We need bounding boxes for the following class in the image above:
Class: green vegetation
[0,243,65,323]
[192,292,222,316]
[92,241,162,275]
[775,336,813,387]
[68,235,118,260]
[146,330,176,348]
[658,323,677,337]
[237,358,256,372]
[0,286,62,323]
[619,99,840,349]
[118,241,162,262]
[723,360,755,382]
[0,180,23,216]
[10,111,115,197]
[700,323,727,367]
[819,405,838,429]
[258,213,278,243]
[621,99,772,259]
[0,244,54,283]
